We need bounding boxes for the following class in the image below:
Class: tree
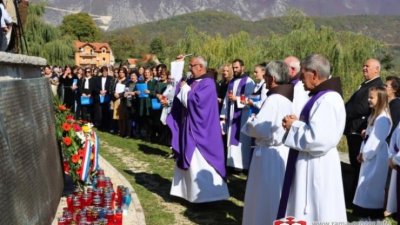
[25,4,74,66]
[149,37,166,62]
[60,13,101,42]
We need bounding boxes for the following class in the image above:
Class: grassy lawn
[98,131,396,225]
[98,131,245,225]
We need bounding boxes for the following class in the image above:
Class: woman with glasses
[80,67,96,121]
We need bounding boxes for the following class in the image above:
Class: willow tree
[24,4,74,66]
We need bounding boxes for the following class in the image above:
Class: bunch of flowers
[55,101,99,189]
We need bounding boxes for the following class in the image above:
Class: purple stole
[290,78,300,85]
[176,80,199,170]
[276,90,331,219]
[227,76,248,145]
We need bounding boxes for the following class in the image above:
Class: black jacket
[94,76,114,103]
[344,77,384,135]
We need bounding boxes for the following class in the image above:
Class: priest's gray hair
[194,56,208,68]
[265,60,290,84]
[301,54,330,79]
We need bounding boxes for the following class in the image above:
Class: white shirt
[101,77,107,90]
[0,4,12,28]
[84,78,90,89]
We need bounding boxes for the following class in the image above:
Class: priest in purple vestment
[167,55,229,203]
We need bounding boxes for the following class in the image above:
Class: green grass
[99,132,176,225]
[98,131,245,225]
[98,130,397,225]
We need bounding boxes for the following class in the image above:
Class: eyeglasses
[189,64,200,69]
[86,71,91,73]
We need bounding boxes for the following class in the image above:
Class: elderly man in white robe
[284,56,309,116]
[220,59,255,170]
[278,54,347,223]
[241,61,293,225]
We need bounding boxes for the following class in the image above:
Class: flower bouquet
[54,99,99,189]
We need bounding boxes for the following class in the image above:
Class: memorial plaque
[0,78,63,225]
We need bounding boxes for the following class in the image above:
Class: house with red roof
[74,41,115,67]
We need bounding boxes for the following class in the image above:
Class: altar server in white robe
[387,123,400,223]
[220,59,255,170]
[245,63,268,115]
[353,86,392,220]
[280,54,347,223]
[241,60,293,225]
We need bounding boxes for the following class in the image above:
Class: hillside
[106,11,400,45]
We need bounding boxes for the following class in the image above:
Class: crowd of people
[43,63,175,146]
[44,54,400,224]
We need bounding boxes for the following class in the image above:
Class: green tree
[25,3,74,66]
[60,13,101,42]
[149,37,166,62]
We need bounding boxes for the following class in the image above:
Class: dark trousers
[346,134,363,204]
[81,105,93,122]
[100,103,111,131]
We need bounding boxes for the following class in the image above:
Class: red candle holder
[115,209,123,225]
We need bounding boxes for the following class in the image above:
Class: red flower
[63,137,72,146]
[62,122,71,132]
[66,115,74,121]
[73,124,82,132]
[63,161,70,174]
[76,167,83,177]
[71,154,80,163]
[58,105,67,111]
[78,148,85,158]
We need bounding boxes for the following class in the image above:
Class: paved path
[51,155,146,225]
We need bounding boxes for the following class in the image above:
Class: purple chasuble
[276,89,331,219]
[227,75,249,146]
[167,76,226,178]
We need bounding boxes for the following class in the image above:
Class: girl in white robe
[246,63,268,114]
[353,86,392,219]
[241,61,293,225]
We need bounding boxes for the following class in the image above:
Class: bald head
[363,58,381,81]
[284,56,300,78]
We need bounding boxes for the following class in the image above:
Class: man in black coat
[344,58,384,202]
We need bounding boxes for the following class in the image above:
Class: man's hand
[282,114,298,130]
[180,81,187,88]
[357,153,364,163]
[176,54,185,61]
[228,94,237,102]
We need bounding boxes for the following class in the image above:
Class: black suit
[94,76,114,130]
[344,76,383,202]
[79,77,97,121]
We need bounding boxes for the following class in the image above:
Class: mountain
[31,0,400,30]
[107,11,400,46]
